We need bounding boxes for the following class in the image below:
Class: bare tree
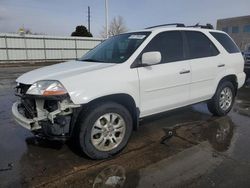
[100,16,128,38]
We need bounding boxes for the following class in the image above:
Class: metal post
[75,38,78,59]
[88,6,91,33]
[23,35,28,60]
[43,36,47,61]
[105,0,109,38]
[4,35,9,61]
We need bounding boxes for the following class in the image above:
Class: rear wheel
[76,102,133,159]
[207,81,235,116]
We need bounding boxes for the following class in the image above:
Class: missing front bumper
[12,98,81,136]
[12,102,39,130]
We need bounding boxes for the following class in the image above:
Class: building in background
[217,15,250,51]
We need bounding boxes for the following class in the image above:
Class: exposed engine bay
[14,83,80,140]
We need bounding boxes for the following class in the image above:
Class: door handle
[179,70,190,74]
[218,64,225,67]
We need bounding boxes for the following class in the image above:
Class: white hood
[16,60,115,85]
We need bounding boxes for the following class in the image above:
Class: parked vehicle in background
[12,23,245,159]
[243,47,250,80]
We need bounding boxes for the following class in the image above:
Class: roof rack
[145,23,185,29]
[186,23,214,29]
[145,23,214,30]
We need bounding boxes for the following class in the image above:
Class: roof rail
[187,23,214,29]
[145,23,185,29]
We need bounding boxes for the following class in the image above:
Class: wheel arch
[72,93,140,133]
[215,74,238,96]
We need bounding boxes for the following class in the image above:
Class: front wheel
[76,102,133,159]
[207,81,235,116]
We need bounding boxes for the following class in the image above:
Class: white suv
[12,24,246,159]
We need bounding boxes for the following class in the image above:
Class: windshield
[79,32,151,63]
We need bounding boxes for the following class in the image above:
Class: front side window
[210,32,240,54]
[142,31,184,63]
[185,31,219,59]
[80,32,150,63]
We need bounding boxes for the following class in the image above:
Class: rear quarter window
[210,32,240,54]
[184,31,219,59]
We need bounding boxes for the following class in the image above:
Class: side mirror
[141,51,161,66]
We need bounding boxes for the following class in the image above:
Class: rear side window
[210,32,240,54]
[143,31,184,63]
[185,31,219,59]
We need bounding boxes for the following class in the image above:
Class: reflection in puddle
[204,117,234,152]
[234,100,250,116]
[93,165,126,188]
[164,117,235,152]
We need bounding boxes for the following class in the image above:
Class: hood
[16,60,115,85]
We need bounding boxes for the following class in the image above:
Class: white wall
[0,33,103,62]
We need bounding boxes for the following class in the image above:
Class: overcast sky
[0,0,250,37]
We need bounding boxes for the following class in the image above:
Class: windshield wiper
[79,58,104,62]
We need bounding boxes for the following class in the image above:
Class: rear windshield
[210,32,240,54]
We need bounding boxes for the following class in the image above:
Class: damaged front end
[12,82,80,141]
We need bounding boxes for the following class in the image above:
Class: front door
[137,31,191,117]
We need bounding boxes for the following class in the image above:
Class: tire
[207,81,235,116]
[76,102,133,159]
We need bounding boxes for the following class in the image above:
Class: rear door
[137,31,191,117]
[184,31,220,103]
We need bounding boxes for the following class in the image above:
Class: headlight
[26,80,67,96]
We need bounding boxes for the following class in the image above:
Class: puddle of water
[234,100,250,116]
[92,165,127,188]
[161,117,235,153]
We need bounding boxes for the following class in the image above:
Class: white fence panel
[27,50,45,60]
[76,40,99,49]
[46,50,61,59]
[0,50,7,60]
[7,38,25,48]
[62,50,76,59]
[8,50,26,60]
[26,38,44,49]
[62,40,75,49]
[0,38,6,48]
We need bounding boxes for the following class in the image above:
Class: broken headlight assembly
[14,80,80,139]
[26,80,67,96]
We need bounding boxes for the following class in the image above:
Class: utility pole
[88,6,91,33]
[105,0,109,38]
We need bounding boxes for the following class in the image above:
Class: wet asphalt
[1,65,250,188]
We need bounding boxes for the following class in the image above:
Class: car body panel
[16,61,116,85]
[137,60,191,117]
